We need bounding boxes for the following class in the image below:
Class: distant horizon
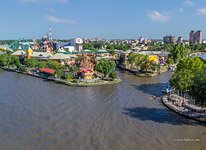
[0,35,205,41]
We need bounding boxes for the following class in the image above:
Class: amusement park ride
[40,26,54,53]
[8,38,31,51]
[2,26,83,54]
[7,26,54,53]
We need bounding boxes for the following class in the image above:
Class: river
[0,69,205,150]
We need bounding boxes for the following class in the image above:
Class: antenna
[48,25,52,41]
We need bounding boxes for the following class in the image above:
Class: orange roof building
[80,68,94,80]
[39,68,56,75]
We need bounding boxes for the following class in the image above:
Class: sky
[1,0,206,39]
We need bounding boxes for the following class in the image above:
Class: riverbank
[162,94,206,123]
[117,64,168,77]
[1,67,122,87]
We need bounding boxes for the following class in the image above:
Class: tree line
[170,57,206,107]
[0,52,118,81]
[126,52,160,74]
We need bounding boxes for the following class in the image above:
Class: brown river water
[0,69,205,150]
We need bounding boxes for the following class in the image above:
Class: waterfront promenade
[162,94,206,122]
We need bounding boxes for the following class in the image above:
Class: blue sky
[1,0,206,39]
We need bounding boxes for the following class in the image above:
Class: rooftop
[39,68,56,75]
[50,53,70,60]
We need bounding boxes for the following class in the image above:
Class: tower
[74,38,83,52]
[196,30,203,44]
[48,25,52,41]
[189,30,195,43]
[189,30,203,44]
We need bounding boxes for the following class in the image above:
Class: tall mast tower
[48,25,52,41]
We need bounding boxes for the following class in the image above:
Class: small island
[0,50,121,87]
[117,50,170,77]
[116,44,193,77]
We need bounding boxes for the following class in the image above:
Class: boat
[162,88,170,94]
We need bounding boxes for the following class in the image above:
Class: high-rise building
[163,35,176,44]
[177,37,183,44]
[196,30,203,44]
[189,30,195,43]
[139,36,148,45]
[139,36,145,43]
[189,30,203,44]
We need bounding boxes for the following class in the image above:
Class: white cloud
[147,11,170,22]
[196,8,206,15]
[183,1,194,7]
[45,15,77,25]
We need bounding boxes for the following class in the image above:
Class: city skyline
[1,0,206,39]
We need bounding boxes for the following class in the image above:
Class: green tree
[109,71,118,79]
[75,55,83,64]
[65,72,74,81]
[140,59,151,73]
[171,69,194,96]
[47,60,62,70]
[151,62,160,72]
[195,44,202,51]
[168,58,174,65]
[189,43,195,51]
[69,65,80,77]
[10,56,20,68]
[55,69,63,78]
[166,44,190,63]
[19,65,27,72]
[106,45,115,50]
[93,41,103,49]
[164,44,173,52]
[170,57,205,98]
[36,61,48,69]
[83,43,94,50]
[0,54,21,68]
[24,58,37,68]
[106,44,131,51]
[191,69,206,106]
[127,52,137,69]
[177,57,204,73]
[95,59,116,79]
[0,54,9,67]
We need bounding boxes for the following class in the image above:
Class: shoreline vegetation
[1,66,122,87]
[118,50,171,77]
[117,64,168,77]
[161,48,206,122]
[170,57,206,107]
[0,52,122,87]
